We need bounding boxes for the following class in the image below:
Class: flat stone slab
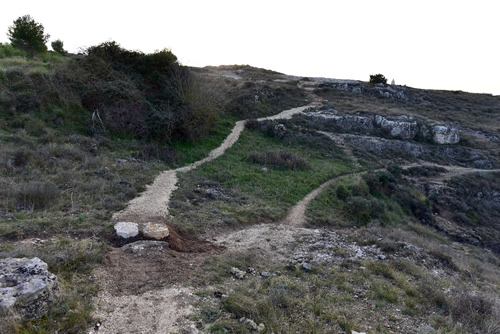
[0,257,58,319]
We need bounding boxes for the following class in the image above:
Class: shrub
[15,181,60,210]
[335,185,350,201]
[369,74,387,85]
[51,39,67,56]
[72,41,219,143]
[245,118,261,130]
[247,151,309,170]
[0,43,26,58]
[449,293,496,332]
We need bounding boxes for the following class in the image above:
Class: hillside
[1,50,500,334]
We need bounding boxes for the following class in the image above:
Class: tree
[51,39,67,55]
[7,15,50,58]
[369,74,387,85]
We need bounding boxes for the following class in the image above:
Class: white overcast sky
[2,0,499,95]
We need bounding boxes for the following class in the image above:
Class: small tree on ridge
[51,39,67,55]
[369,74,387,85]
[7,15,50,58]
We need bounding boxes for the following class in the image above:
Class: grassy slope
[1,53,499,333]
[170,126,352,233]
[0,54,312,332]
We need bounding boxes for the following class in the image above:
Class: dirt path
[408,163,500,185]
[96,88,322,333]
[281,162,500,227]
[113,102,321,222]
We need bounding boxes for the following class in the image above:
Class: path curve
[113,102,321,222]
[281,162,500,227]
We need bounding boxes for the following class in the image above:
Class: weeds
[247,150,309,170]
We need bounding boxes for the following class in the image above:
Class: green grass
[172,116,237,165]
[197,252,469,333]
[170,127,352,232]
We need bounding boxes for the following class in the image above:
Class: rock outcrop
[305,108,460,144]
[432,125,460,144]
[0,257,58,319]
[374,115,418,140]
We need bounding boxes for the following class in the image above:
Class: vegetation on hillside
[1,17,499,333]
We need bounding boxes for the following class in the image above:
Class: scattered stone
[230,267,246,280]
[142,223,169,240]
[245,318,258,330]
[257,323,266,333]
[352,331,367,334]
[273,124,287,138]
[301,263,312,271]
[114,222,139,239]
[0,257,58,319]
[260,272,271,278]
[214,291,223,298]
[247,267,255,274]
[274,271,282,276]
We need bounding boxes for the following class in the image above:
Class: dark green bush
[0,43,26,58]
[336,185,350,201]
[51,39,67,56]
[369,74,387,85]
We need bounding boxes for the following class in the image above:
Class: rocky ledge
[305,108,460,144]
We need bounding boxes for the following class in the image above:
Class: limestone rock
[0,257,58,319]
[114,222,139,239]
[259,271,271,278]
[375,115,418,139]
[245,318,258,330]
[305,110,374,133]
[230,267,246,280]
[301,262,312,271]
[142,223,169,240]
[432,125,460,144]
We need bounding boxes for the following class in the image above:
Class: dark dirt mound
[102,237,223,296]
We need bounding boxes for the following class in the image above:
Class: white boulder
[114,222,139,239]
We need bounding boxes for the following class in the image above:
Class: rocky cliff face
[305,108,460,144]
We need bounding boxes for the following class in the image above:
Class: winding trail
[95,73,500,333]
[112,102,321,222]
[281,161,500,227]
